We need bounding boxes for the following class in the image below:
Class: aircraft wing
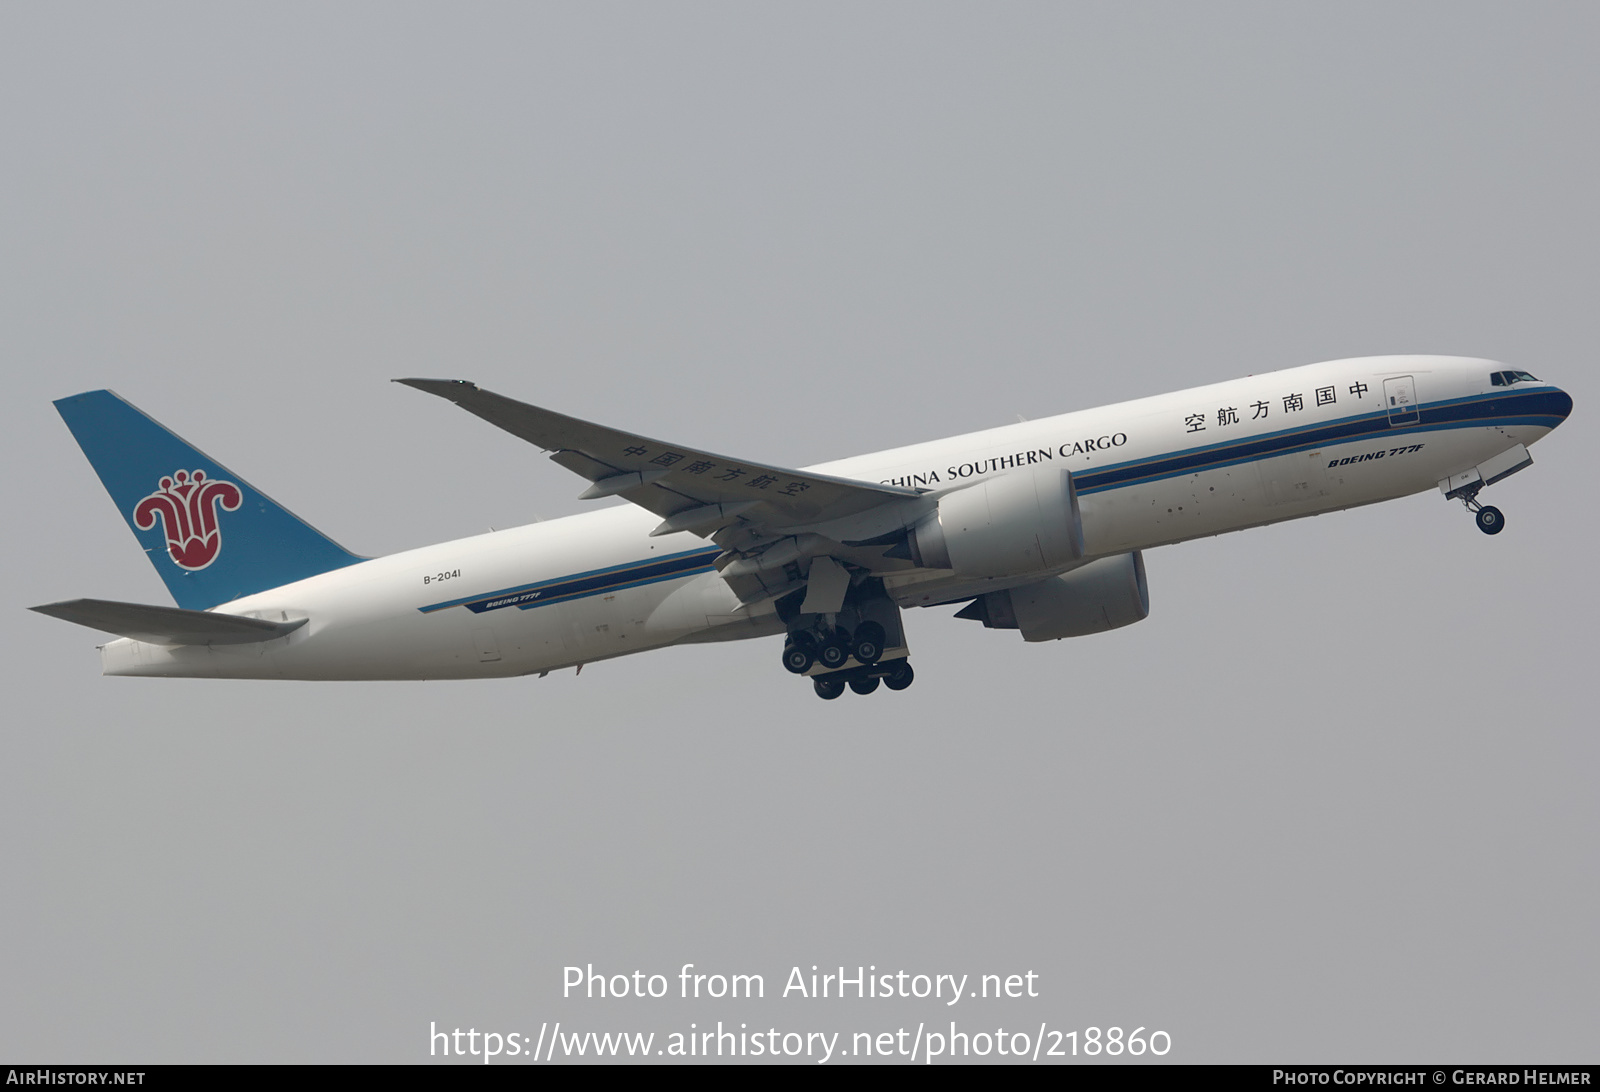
[397,379,922,541]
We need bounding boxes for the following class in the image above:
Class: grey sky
[3,2,1596,1063]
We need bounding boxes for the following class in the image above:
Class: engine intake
[908,465,1084,578]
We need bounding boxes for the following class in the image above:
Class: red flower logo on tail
[132,470,243,571]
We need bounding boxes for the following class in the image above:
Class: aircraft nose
[1550,387,1574,425]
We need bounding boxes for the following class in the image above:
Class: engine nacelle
[956,551,1149,642]
[909,465,1084,578]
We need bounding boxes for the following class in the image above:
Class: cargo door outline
[1384,375,1419,427]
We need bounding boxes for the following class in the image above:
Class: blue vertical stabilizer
[54,390,365,610]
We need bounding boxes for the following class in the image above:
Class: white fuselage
[100,356,1569,680]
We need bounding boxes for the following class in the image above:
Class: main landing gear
[811,660,915,700]
[781,621,886,676]
[778,575,910,700]
[783,621,912,700]
[1451,482,1506,536]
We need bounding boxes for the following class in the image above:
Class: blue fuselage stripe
[420,547,721,615]
[1075,388,1565,495]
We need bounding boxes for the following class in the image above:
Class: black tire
[883,661,915,691]
[818,633,851,670]
[851,622,886,665]
[813,677,845,700]
[848,676,880,695]
[1476,506,1505,535]
[781,635,816,674]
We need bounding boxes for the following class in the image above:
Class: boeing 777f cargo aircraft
[32,356,1572,699]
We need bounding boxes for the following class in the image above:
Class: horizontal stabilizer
[30,598,307,646]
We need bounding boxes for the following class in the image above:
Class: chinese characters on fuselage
[1184,382,1369,433]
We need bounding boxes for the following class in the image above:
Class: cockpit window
[1490,370,1541,386]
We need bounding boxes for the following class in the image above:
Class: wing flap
[30,598,306,646]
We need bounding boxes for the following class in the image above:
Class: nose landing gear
[1451,482,1506,536]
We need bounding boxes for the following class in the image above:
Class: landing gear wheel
[781,634,816,675]
[1475,506,1505,535]
[813,677,845,700]
[883,661,915,691]
[851,622,886,665]
[817,630,852,670]
[848,676,880,695]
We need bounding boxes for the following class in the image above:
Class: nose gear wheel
[1450,482,1508,536]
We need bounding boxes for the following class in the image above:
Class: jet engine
[904,465,1084,578]
[955,551,1149,642]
